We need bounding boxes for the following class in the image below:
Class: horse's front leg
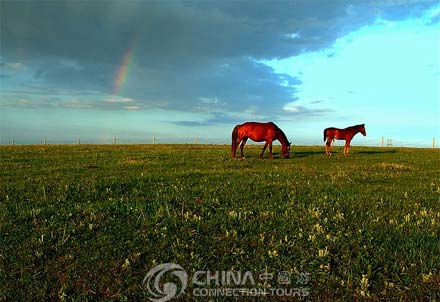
[240,137,248,158]
[325,140,332,156]
[344,140,351,155]
[260,142,268,159]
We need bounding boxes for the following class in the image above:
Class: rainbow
[113,45,135,95]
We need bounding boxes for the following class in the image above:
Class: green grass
[1,144,439,301]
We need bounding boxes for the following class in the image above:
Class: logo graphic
[142,263,188,302]
[277,271,291,285]
[142,263,310,300]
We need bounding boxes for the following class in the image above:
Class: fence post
[381,136,384,147]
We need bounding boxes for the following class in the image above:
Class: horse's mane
[275,125,289,145]
[347,124,364,130]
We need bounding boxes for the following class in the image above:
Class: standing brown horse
[231,122,291,159]
[324,124,366,156]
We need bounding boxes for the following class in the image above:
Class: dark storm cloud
[1,0,437,119]
[1,1,345,61]
[118,57,300,113]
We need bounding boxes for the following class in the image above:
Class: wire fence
[2,136,439,148]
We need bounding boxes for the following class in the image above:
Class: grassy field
[1,144,439,301]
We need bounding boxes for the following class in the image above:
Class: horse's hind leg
[240,137,248,158]
[231,140,238,158]
[231,136,243,158]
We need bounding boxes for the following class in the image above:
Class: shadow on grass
[293,150,324,158]
[357,150,397,155]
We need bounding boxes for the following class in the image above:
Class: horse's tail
[323,128,327,142]
[231,125,239,158]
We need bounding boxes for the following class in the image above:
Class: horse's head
[360,124,367,136]
[282,142,291,159]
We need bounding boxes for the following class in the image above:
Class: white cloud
[63,100,94,109]
[103,97,134,103]
[123,105,140,110]
[284,104,301,113]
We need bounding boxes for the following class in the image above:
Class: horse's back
[240,121,275,127]
[324,127,343,140]
[237,121,278,141]
[239,122,277,132]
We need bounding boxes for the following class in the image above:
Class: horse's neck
[348,127,361,137]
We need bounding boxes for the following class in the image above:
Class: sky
[1,0,439,146]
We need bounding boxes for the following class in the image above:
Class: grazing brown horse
[324,124,366,156]
[231,122,291,159]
